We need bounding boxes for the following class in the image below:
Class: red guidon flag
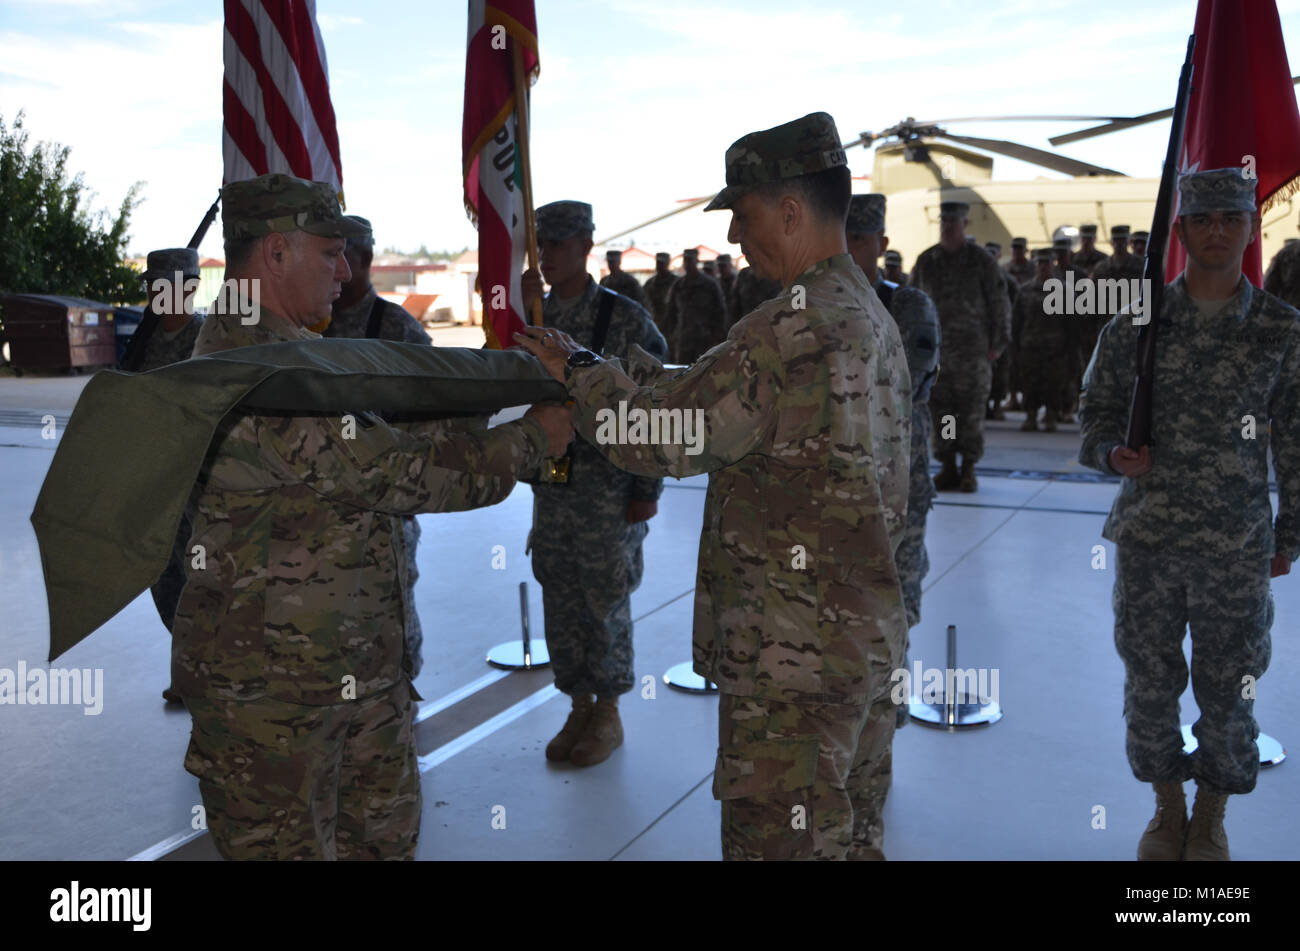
[463,1,539,349]
[1167,0,1300,284]
[223,0,344,198]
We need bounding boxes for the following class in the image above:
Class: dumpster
[112,306,145,367]
[0,294,118,374]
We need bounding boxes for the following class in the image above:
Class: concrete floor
[1,367,1296,861]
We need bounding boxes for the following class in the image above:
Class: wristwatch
[564,349,602,381]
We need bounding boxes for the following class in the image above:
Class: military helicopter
[597,93,1300,271]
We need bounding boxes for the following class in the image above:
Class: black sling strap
[590,287,616,354]
[364,294,386,339]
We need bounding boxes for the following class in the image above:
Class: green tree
[0,110,145,304]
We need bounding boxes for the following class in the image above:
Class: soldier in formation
[1014,248,1075,432]
[1130,230,1149,260]
[883,249,908,285]
[715,253,738,325]
[1080,168,1299,862]
[910,200,1010,492]
[1052,236,1089,422]
[517,112,911,861]
[1092,224,1145,284]
[663,247,727,362]
[642,250,678,334]
[173,173,572,859]
[1005,237,1034,285]
[985,240,1018,420]
[600,249,647,308]
[520,201,668,767]
[326,215,432,677]
[1263,212,1300,309]
[1073,223,1107,275]
[729,262,782,330]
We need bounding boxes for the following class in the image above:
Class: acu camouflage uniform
[1263,240,1300,310]
[1080,275,1300,796]
[664,267,728,363]
[910,241,1010,465]
[529,277,667,700]
[600,268,648,309]
[569,254,911,860]
[326,287,433,677]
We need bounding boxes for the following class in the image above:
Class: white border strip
[415,669,510,724]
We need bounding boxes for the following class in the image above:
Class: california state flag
[462,1,539,349]
[1167,0,1300,284]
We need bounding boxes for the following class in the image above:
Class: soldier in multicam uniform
[1130,230,1149,260]
[984,241,1017,420]
[1053,236,1090,422]
[715,252,738,325]
[599,248,648,309]
[1073,223,1107,275]
[173,173,572,860]
[1015,248,1075,432]
[131,248,204,706]
[728,262,782,330]
[642,251,678,334]
[1001,237,1034,412]
[910,200,1010,492]
[519,201,668,767]
[845,193,940,743]
[1263,213,1300,309]
[517,112,912,861]
[1092,224,1146,284]
[325,216,432,678]
[663,247,728,362]
[1080,168,1300,862]
[883,248,908,286]
[1005,237,1035,286]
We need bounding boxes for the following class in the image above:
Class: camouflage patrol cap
[1110,224,1131,238]
[716,253,732,264]
[883,249,903,266]
[845,193,886,234]
[683,248,699,259]
[1131,230,1150,240]
[535,201,595,241]
[1033,248,1054,262]
[344,215,374,250]
[984,241,1002,255]
[1053,236,1072,251]
[940,201,970,218]
[1079,223,1098,237]
[703,112,848,212]
[143,247,199,281]
[1010,237,1027,249]
[606,249,622,260]
[655,251,671,263]
[221,173,368,241]
[1178,167,1257,215]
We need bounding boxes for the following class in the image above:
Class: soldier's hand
[625,499,658,524]
[1109,444,1152,478]
[513,325,581,382]
[521,268,544,315]
[525,402,574,457]
[1270,553,1291,578]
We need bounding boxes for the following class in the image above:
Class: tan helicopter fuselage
[874,141,1295,272]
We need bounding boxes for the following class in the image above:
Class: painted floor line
[415,668,511,724]
[126,827,206,862]
[418,683,560,772]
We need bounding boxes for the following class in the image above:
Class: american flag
[222,0,344,197]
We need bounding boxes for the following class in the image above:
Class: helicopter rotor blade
[595,195,715,245]
[937,132,1127,177]
[1049,75,1300,145]
[917,115,1131,125]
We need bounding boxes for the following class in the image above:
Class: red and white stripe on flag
[1166,0,1300,284]
[223,0,344,199]
[463,1,539,350]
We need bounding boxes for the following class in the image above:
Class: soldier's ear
[879,234,890,256]
[262,232,292,277]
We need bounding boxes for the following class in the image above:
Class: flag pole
[511,40,543,327]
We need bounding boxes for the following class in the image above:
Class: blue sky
[3,0,1299,261]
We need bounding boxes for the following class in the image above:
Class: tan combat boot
[570,697,623,766]
[545,693,594,762]
[933,457,960,491]
[1137,782,1187,861]
[958,458,978,493]
[1184,785,1231,861]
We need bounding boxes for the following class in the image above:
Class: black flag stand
[486,581,550,670]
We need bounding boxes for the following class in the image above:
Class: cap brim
[703,186,742,212]
[302,217,372,239]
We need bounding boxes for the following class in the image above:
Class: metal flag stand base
[664,661,717,694]
[486,581,550,670]
[1180,725,1285,768]
[908,624,1003,731]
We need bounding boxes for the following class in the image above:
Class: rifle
[121,191,221,372]
[1125,35,1196,449]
